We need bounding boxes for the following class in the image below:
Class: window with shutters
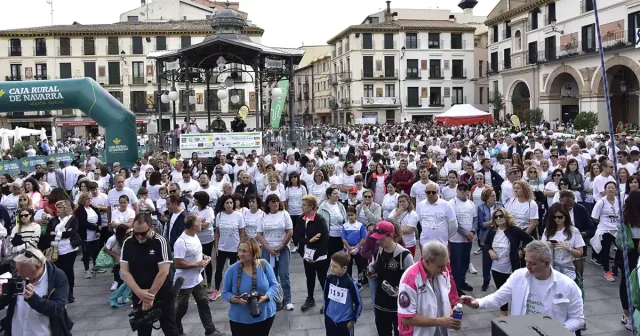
[428,33,440,49]
[59,37,71,56]
[405,33,418,49]
[35,38,47,56]
[452,87,464,105]
[181,36,191,48]
[407,59,419,79]
[205,89,221,111]
[451,34,463,49]
[385,84,395,97]
[582,24,595,52]
[131,62,145,85]
[132,36,143,54]
[363,56,374,77]
[407,87,420,107]
[362,33,373,49]
[545,36,556,61]
[429,87,442,106]
[429,59,442,79]
[503,49,511,69]
[384,56,395,77]
[107,37,119,55]
[59,63,72,79]
[384,33,394,49]
[130,91,147,113]
[528,42,538,63]
[156,36,167,51]
[84,62,96,80]
[9,39,22,56]
[83,37,95,55]
[364,84,374,97]
[108,62,121,85]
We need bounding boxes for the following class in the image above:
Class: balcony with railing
[33,75,48,80]
[338,72,352,82]
[406,69,421,80]
[429,68,444,79]
[8,46,21,57]
[362,97,400,106]
[428,39,445,49]
[362,69,398,79]
[101,76,123,86]
[404,39,421,49]
[451,95,468,105]
[329,97,338,110]
[451,68,467,79]
[329,73,338,86]
[130,76,146,85]
[527,31,630,65]
[487,62,499,75]
[5,76,22,81]
[362,40,376,49]
[340,97,351,108]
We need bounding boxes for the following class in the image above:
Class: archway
[0,78,138,165]
[544,66,582,123]
[509,81,530,120]
[603,65,640,124]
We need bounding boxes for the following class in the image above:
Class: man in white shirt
[125,166,145,195]
[178,171,200,204]
[616,150,636,175]
[173,214,224,336]
[410,165,431,207]
[197,173,222,208]
[107,174,139,215]
[45,160,64,189]
[460,241,584,333]
[443,150,462,175]
[286,142,300,158]
[416,183,457,246]
[568,144,587,175]
[139,156,154,175]
[448,183,477,295]
[593,160,616,202]
[233,156,248,179]
[61,160,79,194]
[170,161,185,184]
[25,145,36,157]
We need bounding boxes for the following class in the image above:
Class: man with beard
[196,173,222,208]
[392,158,414,195]
[338,161,357,201]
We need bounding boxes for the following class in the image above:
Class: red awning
[57,120,148,126]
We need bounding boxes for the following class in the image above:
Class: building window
[130,91,147,113]
[407,87,420,107]
[59,37,71,56]
[429,59,442,78]
[362,56,373,77]
[35,63,47,79]
[429,87,442,106]
[83,37,95,56]
[35,38,47,56]
[452,60,465,78]
[84,62,96,80]
[629,12,640,44]
[9,39,21,56]
[131,62,145,84]
[505,21,511,39]
[362,33,373,49]
[370,17,379,24]
[492,25,498,43]
[490,52,499,72]
[385,84,395,97]
[108,62,120,85]
[364,84,374,97]
[384,56,395,77]
[180,90,196,112]
[528,41,538,63]
[181,36,191,48]
[530,10,539,30]
[128,16,139,22]
[59,63,71,79]
[384,33,394,49]
[544,36,556,60]
[515,30,522,50]
[9,64,22,80]
[582,0,594,12]
[504,48,511,69]
[109,91,123,103]
[452,87,464,105]
[205,89,221,111]
[451,33,463,49]
[228,89,245,112]
[428,33,440,49]
[406,59,419,78]
[107,37,119,55]
[132,36,143,54]
[547,2,556,24]
[479,87,484,104]
[582,24,595,51]
[156,36,167,51]
[405,33,418,49]
[478,60,483,77]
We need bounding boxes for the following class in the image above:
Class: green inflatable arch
[0,78,138,165]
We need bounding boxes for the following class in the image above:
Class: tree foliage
[574,111,599,132]
[492,92,505,115]
[524,108,544,126]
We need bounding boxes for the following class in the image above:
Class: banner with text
[269,79,289,130]
[179,133,263,158]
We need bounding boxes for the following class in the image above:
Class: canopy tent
[434,104,493,126]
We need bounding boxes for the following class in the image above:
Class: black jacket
[477,168,504,197]
[366,173,391,191]
[543,203,595,237]
[0,204,11,232]
[292,213,329,260]
[38,216,81,251]
[74,206,101,241]
[486,226,534,273]
[231,118,246,132]
[235,183,257,197]
[0,262,74,336]
[167,211,186,249]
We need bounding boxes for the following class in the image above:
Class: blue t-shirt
[222,260,277,323]
[341,221,367,249]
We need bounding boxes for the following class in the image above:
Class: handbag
[616,223,634,251]
[44,246,59,262]
[95,247,116,269]
[260,260,284,304]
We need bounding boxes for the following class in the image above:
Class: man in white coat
[459,240,584,333]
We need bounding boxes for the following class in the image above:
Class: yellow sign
[0,90,4,99]
[510,115,521,127]
[239,105,249,120]
[113,138,121,145]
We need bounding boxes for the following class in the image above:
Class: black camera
[241,291,261,318]
[128,307,162,332]
[2,278,27,298]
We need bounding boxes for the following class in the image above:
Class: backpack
[630,261,640,310]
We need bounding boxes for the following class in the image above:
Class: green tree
[523,108,543,126]
[492,92,505,119]
[574,111,599,132]
[511,92,523,111]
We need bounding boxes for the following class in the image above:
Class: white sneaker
[468,263,478,274]
[291,245,298,253]
[626,320,633,331]
[473,248,482,255]
[285,303,294,311]
[622,314,630,325]
[84,270,92,279]
[110,281,119,291]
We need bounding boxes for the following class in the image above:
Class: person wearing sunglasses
[544,169,564,207]
[0,248,74,336]
[416,183,457,247]
[121,213,179,336]
[8,208,38,255]
[551,178,573,204]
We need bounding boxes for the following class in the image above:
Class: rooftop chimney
[386,0,391,14]
[141,0,145,6]
[449,14,455,22]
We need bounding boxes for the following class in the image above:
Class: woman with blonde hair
[387,194,418,255]
[51,199,80,303]
[262,172,286,202]
[485,207,534,315]
[504,180,538,236]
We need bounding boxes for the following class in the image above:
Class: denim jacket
[476,202,503,244]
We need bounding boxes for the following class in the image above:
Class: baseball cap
[371,221,395,240]
[348,187,358,194]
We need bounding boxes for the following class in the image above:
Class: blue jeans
[261,246,292,305]
[449,242,472,289]
[481,245,493,283]
[368,277,377,306]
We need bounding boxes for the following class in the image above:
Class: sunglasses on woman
[494,214,505,219]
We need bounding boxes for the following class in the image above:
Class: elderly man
[460,241,585,333]
[398,240,460,335]
[416,183,457,247]
[0,248,74,335]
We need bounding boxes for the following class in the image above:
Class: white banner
[356,118,377,124]
[179,132,263,157]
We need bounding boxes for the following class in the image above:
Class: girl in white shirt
[284,172,308,253]
[591,181,621,282]
[388,194,419,254]
[308,169,331,204]
[110,195,136,228]
[191,191,216,290]
[541,203,585,281]
[211,194,245,301]
[381,182,399,219]
[242,194,264,241]
[257,193,295,311]
[263,172,286,202]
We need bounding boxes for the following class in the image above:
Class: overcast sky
[0,0,499,47]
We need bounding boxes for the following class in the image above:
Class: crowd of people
[0,120,638,336]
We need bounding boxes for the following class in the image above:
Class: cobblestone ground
[65,244,633,336]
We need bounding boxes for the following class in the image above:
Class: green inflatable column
[0,78,138,166]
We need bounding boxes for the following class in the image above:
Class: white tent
[434,104,493,125]
[40,128,47,141]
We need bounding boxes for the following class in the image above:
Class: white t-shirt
[191,206,215,244]
[542,227,585,280]
[339,174,356,200]
[215,211,245,252]
[591,197,621,231]
[170,170,184,184]
[85,207,99,241]
[491,228,512,274]
[592,175,616,202]
[105,235,122,257]
[90,192,109,228]
[389,209,419,248]
[323,202,345,237]
[107,188,139,211]
[381,193,399,219]
[472,186,486,208]
[449,198,477,243]
[504,198,539,231]
[440,185,457,201]
[179,179,200,202]
[111,208,135,225]
[257,210,293,248]
[173,232,204,289]
[544,182,559,207]
[148,184,162,202]
[308,181,331,204]
[285,186,308,216]
[263,184,286,202]
[46,172,58,188]
[197,185,223,208]
[125,175,145,195]
[526,276,554,315]
[501,180,514,203]
[416,198,456,246]
[410,181,429,204]
[242,208,264,240]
